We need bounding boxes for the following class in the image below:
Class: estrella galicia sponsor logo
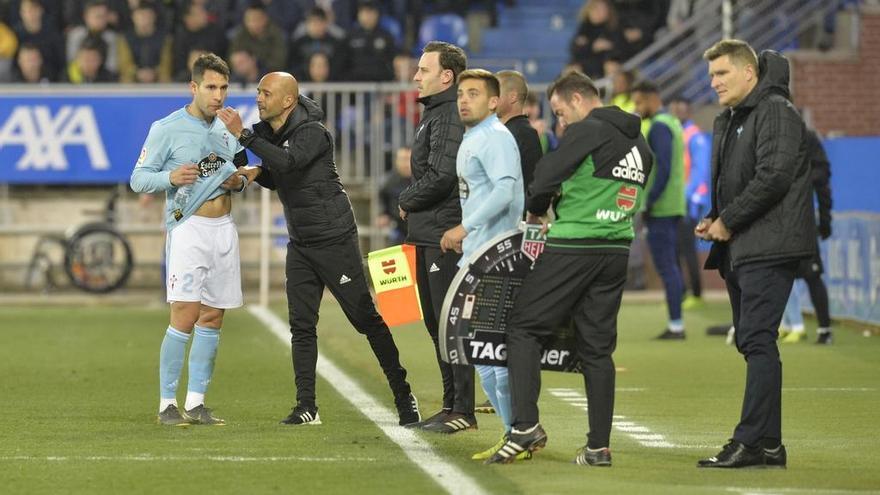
[0,105,109,171]
[458,176,470,199]
[197,152,226,177]
[611,145,645,183]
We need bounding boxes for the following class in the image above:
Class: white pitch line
[248,305,486,495]
[0,455,377,463]
[551,388,678,449]
[782,388,876,392]
[725,487,880,495]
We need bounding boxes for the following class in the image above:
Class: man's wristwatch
[238,128,255,146]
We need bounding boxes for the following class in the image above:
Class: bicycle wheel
[64,223,134,293]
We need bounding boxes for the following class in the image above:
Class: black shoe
[474,400,495,414]
[183,404,226,426]
[816,332,833,345]
[280,404,321,425]
[404,408,450,429]
[574,445,612,466]
[395,393,421,426]
[421,412,477,434]
[156,404,189,426]
[697,439,765,468]
[485,424,548,464]
[763,444,787,468]
[656,329,686,340]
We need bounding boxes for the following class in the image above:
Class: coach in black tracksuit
[696,44,814,468]
[219,72,418,427]
[398,41,476,432]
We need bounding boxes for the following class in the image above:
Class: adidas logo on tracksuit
[339,274,351,285]
[612,146,645,182]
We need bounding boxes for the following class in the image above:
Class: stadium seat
[417,14,468,53]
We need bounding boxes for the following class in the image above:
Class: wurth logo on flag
[382,259,397,275]
[0,105,109,170]
[612,146,645,183]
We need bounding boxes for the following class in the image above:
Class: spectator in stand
[0,19,16,82]
[118,1,172,83]
[11,42,51,83]
[229,3,287,73]
[669,95,711,310]
[66,0,119,74]
[290,3,347,41]
[65,36,117,83]
[6,0,64,33]
[63,0,131,32]
[305,51,331,83]
[377,146,413,245]
[612,0,668,58]
[569,0,626,79]
[233,0,307,35]
[173,2,227,79]
[343,0,396,81]
[174,47,208,82]
[229,47,262,87]
[174,0,230,33]
[288,7,346,81]
[12,0,64,81]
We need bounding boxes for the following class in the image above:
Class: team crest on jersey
[616,185,638,212]
[520,224,546,261]
[197,152,227,177]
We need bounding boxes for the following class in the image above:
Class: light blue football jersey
[130,107,243,231]
[457,114,524,264]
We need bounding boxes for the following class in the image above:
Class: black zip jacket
[505,114,543,193]
[705,50,815,270]
[398,85,464,246]
[241,95,357,247]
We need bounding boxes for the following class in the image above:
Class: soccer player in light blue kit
[130,53,250,426]
[440,69,524,460]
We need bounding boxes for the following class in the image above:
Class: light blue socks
[185,326,221,410]
[476,364,512,432]
[159,326,190,410]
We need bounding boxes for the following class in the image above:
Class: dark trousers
[805,273,831,328]
[507,251,628,449]
[677,216,702,297]
[415,245,474,414]
[723,259,797,447]
[647,216,684,321]
[286,235,410,408]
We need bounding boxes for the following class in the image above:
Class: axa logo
[612,146,645,183]
[0,105,109,170]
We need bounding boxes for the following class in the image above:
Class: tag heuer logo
[382,259,396,275]
[521,224,546,261]
[617,185,638,212]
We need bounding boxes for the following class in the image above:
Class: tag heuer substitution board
[439,224,581,372]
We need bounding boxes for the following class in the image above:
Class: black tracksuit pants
[723,259,797,447]
[507,250,628,449]
[415,245,475,414]
[286,234,410,408]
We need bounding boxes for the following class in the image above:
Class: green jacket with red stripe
[527,106,654,254]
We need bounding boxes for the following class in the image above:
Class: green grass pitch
[1,299,878,494]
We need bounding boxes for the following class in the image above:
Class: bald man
[495,70,542,198]
[218,73,420,427]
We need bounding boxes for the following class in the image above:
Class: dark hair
[422,41,467,80]
[668,94,690,105]
[630,80,659,95]
[306,7,328,20]
[84,0,109,10]
[547,70,599,101]
[458,69,500,97]
[703,39,758,70]
[192,52,230,82]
